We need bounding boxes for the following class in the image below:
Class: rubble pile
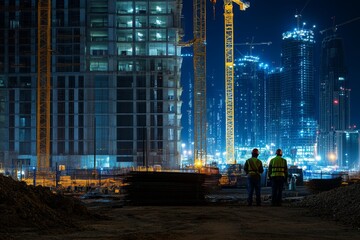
[296,182,360,228]
[0,174,89,233]
[305,177,343,193]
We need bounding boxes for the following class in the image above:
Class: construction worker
[268,149,288,206]
[244,148,264,206]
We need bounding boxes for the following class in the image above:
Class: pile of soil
[0,174,90,234]
[296,182,360,228]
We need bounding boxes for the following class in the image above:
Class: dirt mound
[0,174,89,233]
[295,182,360,228]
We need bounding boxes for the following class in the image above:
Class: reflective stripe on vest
[270,156,285,177]
[247,158,260,175]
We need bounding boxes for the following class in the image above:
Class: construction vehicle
[219,163,243,187]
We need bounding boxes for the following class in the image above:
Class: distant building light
[181,53,193,57]
[338,77,345,81]
[282,29,315,43]
[333,99,339,104]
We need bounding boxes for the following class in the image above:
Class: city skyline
[181,0,360,151]
[0,0,359,171]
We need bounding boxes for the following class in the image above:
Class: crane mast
[223,0,249,164]
[193,0,207,167]
[37,0,51,173]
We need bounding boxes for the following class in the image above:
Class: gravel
[1,172,360,234]
[295,182,360,228]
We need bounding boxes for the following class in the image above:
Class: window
[117,102,133,113]
[137,89,146,100]
[137,115,146,126]
[135,30,146,41]
[90,61,108,71]
[149,43,166,56]
[117,90,133,100]
[118,61,133,72]
[117,115,133,126]
[117,76,133,87]
[117,142,133,155]
[118,43,133,56]
[95,102,109,113]
[95,75,109,87]
[137,102,146,113]
[117,128,133,140]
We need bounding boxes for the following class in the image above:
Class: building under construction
[0,0,184,174]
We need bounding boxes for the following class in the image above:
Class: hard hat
[251,148,259,157]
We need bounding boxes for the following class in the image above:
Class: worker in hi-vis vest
[244,148,264,206]
[268,149,288,206]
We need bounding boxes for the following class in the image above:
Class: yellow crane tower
[211,0,249,164]
[37,0,51,173]
[192,0,207,167]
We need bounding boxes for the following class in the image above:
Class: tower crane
[319,16,360,35]
[193,0,207,167]
[211,0,249,164]
[180,1,207,167]
[37,0,51,174]
[234,40,272,56]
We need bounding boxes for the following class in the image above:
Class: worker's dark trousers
[247,176,261,206]
[271,176,285,206]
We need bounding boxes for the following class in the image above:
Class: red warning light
[333,99,339,104]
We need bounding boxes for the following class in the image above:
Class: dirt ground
[6,201,359,240]
[2,173,359,240]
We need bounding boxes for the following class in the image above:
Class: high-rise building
[0,0,184,172]
[318,35,351,164]
[335,131,360,169]
[234,56,267,148]
[266,68,282,150]
[280,28,317,160]
[207,79,225,161]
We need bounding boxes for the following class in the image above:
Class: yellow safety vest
[270,156,286,177]
[247,158,261,176]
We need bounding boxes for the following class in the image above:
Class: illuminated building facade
[335,131,360,169]
[234,56,267,148]
[318,35,351,165]
[207,80,225,161]
[266,68,282,150]
[280,29,317,160]
[0,0,183,171]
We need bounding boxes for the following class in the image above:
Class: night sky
[180,0,360,143]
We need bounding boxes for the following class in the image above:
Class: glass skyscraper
[207,79,225,161]
[335,131,360,169]
[266,68,282,150]
[0,0,184,172]
[234,56,267,149]
[280,28,317,161]
[318,34,351,165]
